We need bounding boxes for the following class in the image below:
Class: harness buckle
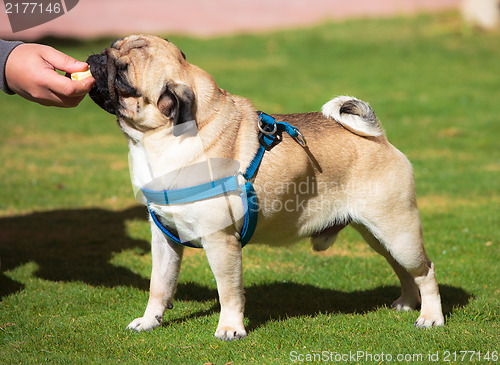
[258,115,277,135]
[293,127,307,147]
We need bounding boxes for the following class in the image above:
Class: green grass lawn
[1,12,499,364]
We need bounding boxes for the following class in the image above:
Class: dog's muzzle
[87,52,117,115]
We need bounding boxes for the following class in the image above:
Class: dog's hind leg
[127,222,184,332]
[352,223,421,311]
[351,207,444,328]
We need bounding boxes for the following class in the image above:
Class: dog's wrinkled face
[87,35,195,138]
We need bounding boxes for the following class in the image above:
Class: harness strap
[143,111,303,248]
[149,205,200,249]
[147,181,255,248]
[239,181,258,246]
[142,174,240,205]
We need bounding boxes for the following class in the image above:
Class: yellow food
[71,69,92,81]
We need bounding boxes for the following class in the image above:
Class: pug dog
[86,35,444,340]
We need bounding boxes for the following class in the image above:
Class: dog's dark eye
[115,72,141,98]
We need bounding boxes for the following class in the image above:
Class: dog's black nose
[86,54,106,77]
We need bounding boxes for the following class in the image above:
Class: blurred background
[3,0,490,41]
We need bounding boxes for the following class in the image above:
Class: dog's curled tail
[322,96,385,137]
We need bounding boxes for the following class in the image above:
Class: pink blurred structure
[1,0,461,40]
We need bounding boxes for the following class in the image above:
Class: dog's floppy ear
[157,82,195,135]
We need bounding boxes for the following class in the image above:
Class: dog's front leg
[204,234,246,341]
[127,221,184,332]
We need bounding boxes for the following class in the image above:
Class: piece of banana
[71,69,92,81]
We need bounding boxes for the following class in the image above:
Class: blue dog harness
[141,112,306,249]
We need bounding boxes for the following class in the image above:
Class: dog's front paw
[214,326,247,341]
[127,315,163,332]
[414,314,444,328]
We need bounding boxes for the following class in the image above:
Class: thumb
[41,46,89,73]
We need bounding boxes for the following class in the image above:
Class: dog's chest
[128,132,206,189]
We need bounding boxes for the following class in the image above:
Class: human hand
[5,43,95,107]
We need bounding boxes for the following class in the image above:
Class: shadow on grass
[0,206,471,332]
[0,206,150,299]
[172,282,471,332]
